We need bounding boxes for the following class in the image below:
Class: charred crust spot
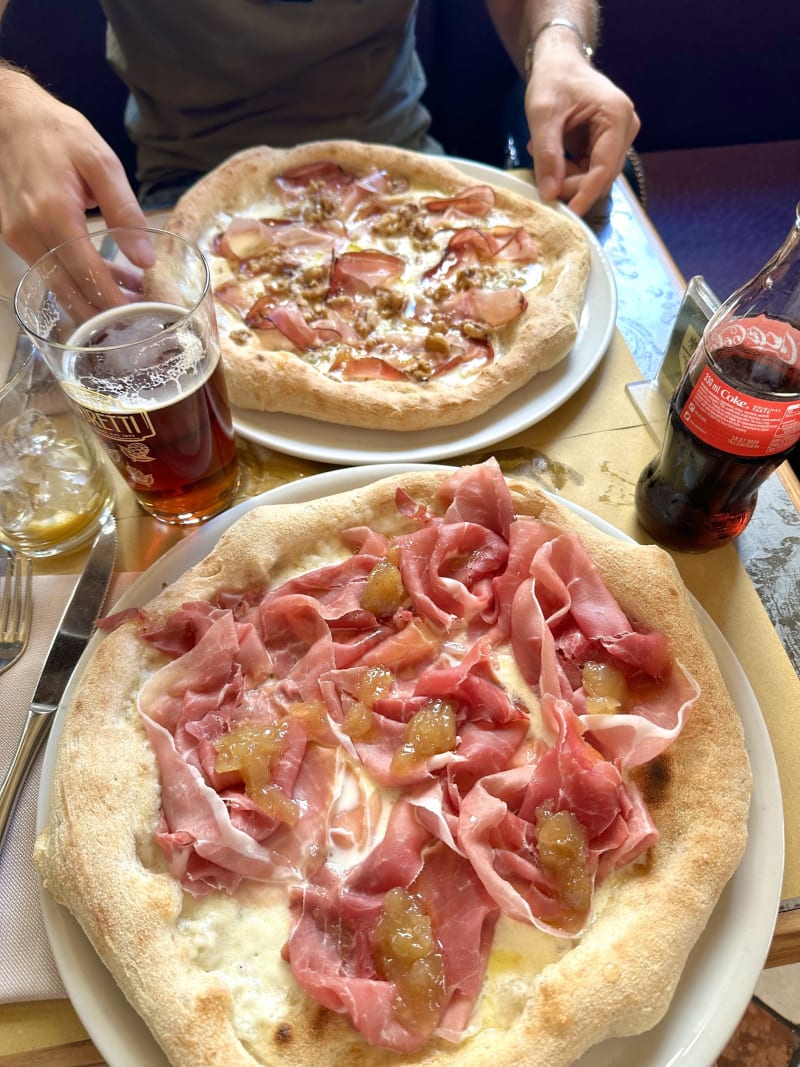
[639,754,671,807]
[274,1022,293,1045]
[310,1004,336,1035]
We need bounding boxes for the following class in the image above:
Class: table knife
[0,511,118,856]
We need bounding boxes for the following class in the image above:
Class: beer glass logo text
[80,406,156,443]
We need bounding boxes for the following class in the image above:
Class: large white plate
[37,466,782,1067]
[231,160,617,465]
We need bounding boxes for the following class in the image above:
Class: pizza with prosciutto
[35,461,751,1067]
[164,141,591,431]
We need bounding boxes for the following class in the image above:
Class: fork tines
[0,549,33,666]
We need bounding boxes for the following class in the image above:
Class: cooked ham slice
[425,224,540,281]
[487,224,540,263]
[424,227,494,278]
[219,216,340,264]
[438,285,527,328]
[244,294,281,331]
[426,338,493,378]
[261,220,338,254]
[329,249,404,296]
[274,163,395,221]
[214,279,252,314]
[218,217,273,259]
[335,356,407,381]
[422,184,496,217]
[262,303,319,348]
[275,161,351,195]
[258,301,361,349]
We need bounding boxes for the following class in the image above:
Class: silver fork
[0,549,33,675]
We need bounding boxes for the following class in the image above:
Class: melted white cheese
[473,915,573,1033]
[178,884,295,1035]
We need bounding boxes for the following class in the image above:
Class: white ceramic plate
[38,465,783,1067]
[230,161,617,465]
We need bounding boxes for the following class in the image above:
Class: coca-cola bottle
[635,202,800,551]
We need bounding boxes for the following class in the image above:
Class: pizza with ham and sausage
[35,461,751,1067]
[164,141,591,431]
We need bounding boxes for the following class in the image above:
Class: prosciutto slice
[456,694,658,934]
[285,818,498,1052]
[136,457,698,1048]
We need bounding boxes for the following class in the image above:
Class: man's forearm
[0,60,50,132]
[0,57,33,90]
[0,59,40,121]
[484,0,600,75]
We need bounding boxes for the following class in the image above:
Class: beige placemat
[0,572,137,1004]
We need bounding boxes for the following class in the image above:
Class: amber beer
[65,302,239,523]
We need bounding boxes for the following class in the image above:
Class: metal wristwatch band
[524,18,594,76]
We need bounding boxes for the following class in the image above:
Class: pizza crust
[35,470,751,1067]
[165,142,591,431]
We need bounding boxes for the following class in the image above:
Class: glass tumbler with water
[0,298,113,557]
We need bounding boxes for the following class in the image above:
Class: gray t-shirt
[99,0,433,194]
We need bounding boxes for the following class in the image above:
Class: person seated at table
[0,0,639,266]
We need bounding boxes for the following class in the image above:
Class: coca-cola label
[680,365,800,457]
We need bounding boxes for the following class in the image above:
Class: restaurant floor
[721,963,800,1064]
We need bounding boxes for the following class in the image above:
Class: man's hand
[524,41,640,217]
[0,65,150,266]
[485,1,640,217]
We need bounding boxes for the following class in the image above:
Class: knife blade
[0,511,117,856]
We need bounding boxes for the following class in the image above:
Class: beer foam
[65,302,216,412]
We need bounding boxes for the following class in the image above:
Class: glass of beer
[13,227,240,525]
